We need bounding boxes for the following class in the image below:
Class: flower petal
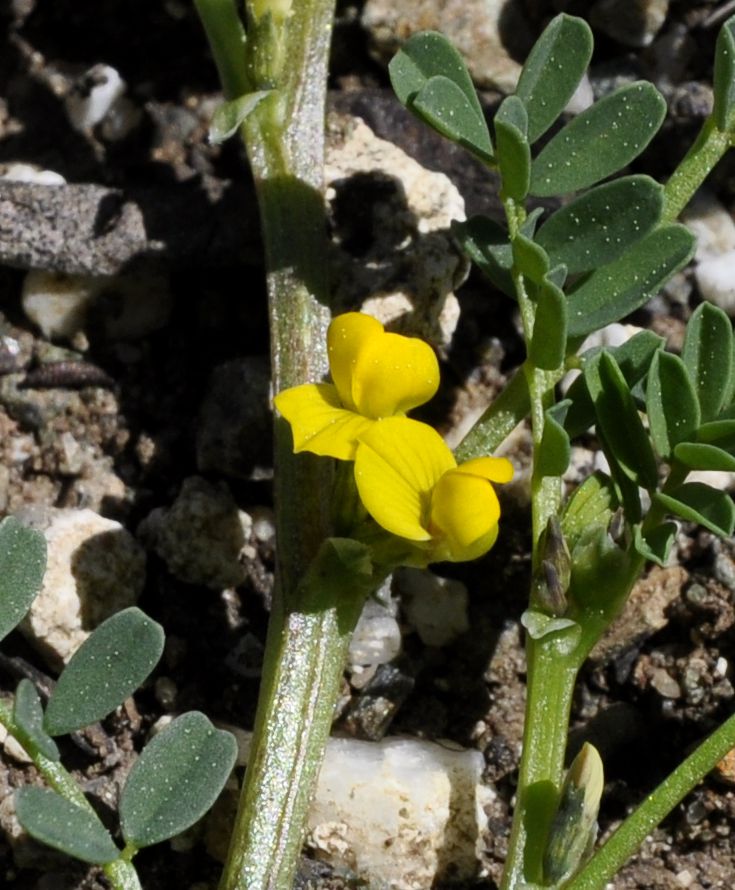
[454,456,515,484]
[355,417,455,541]
[327,313,383,412]
[351,330,440,418]
[274,383,373,460]
[429,470,501,561]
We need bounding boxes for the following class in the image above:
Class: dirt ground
[1,1,735,888]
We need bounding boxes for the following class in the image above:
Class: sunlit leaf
[13,680,59,762]
[646,351,700,459]
[681,302,734,422]
[529,82,667,197]
[0,517,46,644]
[515,13,593,143]
[412,75,494,160]
[531,279,567,370]
[495,96,530,200]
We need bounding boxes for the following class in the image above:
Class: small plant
[0,516,237,890]
[189,6,735,890]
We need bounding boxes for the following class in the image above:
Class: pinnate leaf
[646,351,700,459]
[536,176,663,274]
[0,516,46,644]
[44,608,164,737]
[714,16,735,132]
[529,82,666,197]
[13,680,59,762]
[495,96,530,199]
[515,13,593,143]
[567,224,695,337]
[682,302,734,422]
[16,787,120,864]
[120,711,237,847]
[655,483,735,537]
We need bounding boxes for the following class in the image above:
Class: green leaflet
[565,330,664,438]
[209,90,273,144]
[633,522,677,567]
[567,225,695,337]
[655,483,735,537]
[495,95,531,200]
[16,787,120,865]
[530,278,567,371]
[120,711,237,848]
[452,216,514,297]
[44,608,164,737]
[0,516,46,644]
[697,419,735,451]
[584,351,658,493]
[535,176,664,274]
[389,31,493,161]
[562,472,617,553]
[674,442,735,472]
[681,302,734,422]
[412,75,494,161]
[537,402,571,477]
[513,232,550,285]
[645,351,700,459]
[13,679,59,762]
[529,82,667,197]
[714,15,735,133]
[515,13,593,143]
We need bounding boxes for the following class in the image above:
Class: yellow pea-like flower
[354,417,513,563]
[274,312,440,460]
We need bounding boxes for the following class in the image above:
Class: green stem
[193,0,249,98]
[501,643,581,890]
[564,709,735,890]
[662,116,731,223]
[195,3,353,890]
[0,700,141,890]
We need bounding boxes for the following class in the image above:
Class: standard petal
[454,456,515,484]
[351,330,440,418]
[274,383,373,460]
[354,417,455,541]
[327,313,384,412]
[429,470,501,561]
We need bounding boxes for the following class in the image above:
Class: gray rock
[590,0,669,48]
[138,477,252,589]
[349,588,402,667]
[395,567,470,647]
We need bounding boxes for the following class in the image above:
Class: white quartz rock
[349,591,402,667]
[17,508,145,669]
[306,736,488,889]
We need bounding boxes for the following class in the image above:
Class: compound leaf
[0,516,46,644]
[44,608,164,737]
[120,711,237,848]
[530,82,667,197]
[567,224,695,337]
[16,787,120,865]
[681,302,734,422]
[515,13,593,143]
[714,16,735,132]
[535,175,663,274]
[646,351,700,459]
[13,679,59,762]
[655,483,735,537]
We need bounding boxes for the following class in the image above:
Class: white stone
[138,477,252,589]
[349,594,402,667]
[17,508,145,669]
[682,192,735,262]
[0,162,66,185]
[591,0,669,48]
[326,114,466,348]
[21,269,173,342]
[395,568,469,647]
[65,64,126,131]
[694,251,735,315]
[565,74,594,116]
[306,736,488,889]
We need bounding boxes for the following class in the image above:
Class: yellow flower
[274,312,440,460]
[354,417,513,562]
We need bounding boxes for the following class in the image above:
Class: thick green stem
[564,709,735,890]
[662,117,731,223]
[501,644,582,890]
[195,3,355,890]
